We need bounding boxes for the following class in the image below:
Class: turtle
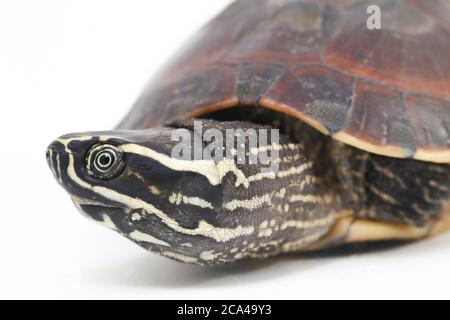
[46,0,450,265]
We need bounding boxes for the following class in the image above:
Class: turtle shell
[118,0,450,163]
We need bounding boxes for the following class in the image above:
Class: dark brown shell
[118,0,450,163]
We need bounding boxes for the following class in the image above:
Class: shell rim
[185,101,450,164]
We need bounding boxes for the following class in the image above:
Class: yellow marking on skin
[294,175,316,191]
[431,202,450,236]
[128,171,162,195]
[258,229,273,238]
[245,162,312,185]
[182,196,214,209]
[129,230,170,247]
[258,220,274,237]
[370,158,407,189]
[270,154,301,165]
[288,193,332,204]
[248,251,279,259]
[234,252,246,260]
[55,153,62,183]
[424,188,443,204]
[169,192,214,209]
[429,180,449,193]
[224,193,272,211]
[280,213,338,231]
[181,243,192,247]
[275,188,286,198]
[200,250,221,261]
[131,213,142,221]
[247,171,276,183]
[367,184,399,205]
[299,214,353,252]
[281,233,325,252]
[161,251,199,264]
[412,203,431,217]
[277,162,312,178]
[169,192,182,205]
[249,143,297,155]
[352,170,364,178]
[149,186,161,195]
[48,149,58,179]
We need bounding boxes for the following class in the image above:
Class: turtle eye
[87,144,125,179]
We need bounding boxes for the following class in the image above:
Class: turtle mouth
[71,196,130,231]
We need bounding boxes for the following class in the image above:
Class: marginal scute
[261,65,354,134]
[236,63,287,105]
[335,80,416,158]
[405,94,450,162]
[161,64,239,124]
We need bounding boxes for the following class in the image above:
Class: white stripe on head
[97,213,119,231]
[57,135,94,147]
[160,251,199,264]
[65,152,254,243]
[120,143,221,185]
[129,230,170,246]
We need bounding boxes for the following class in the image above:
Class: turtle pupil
[97,152,113,168]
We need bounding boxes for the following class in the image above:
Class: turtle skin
[118,0,450,164]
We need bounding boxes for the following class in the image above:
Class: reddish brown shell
[119,0,450,163]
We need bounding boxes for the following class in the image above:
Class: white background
[1,0,450,300]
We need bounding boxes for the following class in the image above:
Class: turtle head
[46,128,226,264]
[47,120,323,265]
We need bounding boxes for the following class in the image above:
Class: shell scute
[223,1,327,65]
[335,80,417,158]
[405,94,450,161]
[261,65,354,134]
[236,62,287,105]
